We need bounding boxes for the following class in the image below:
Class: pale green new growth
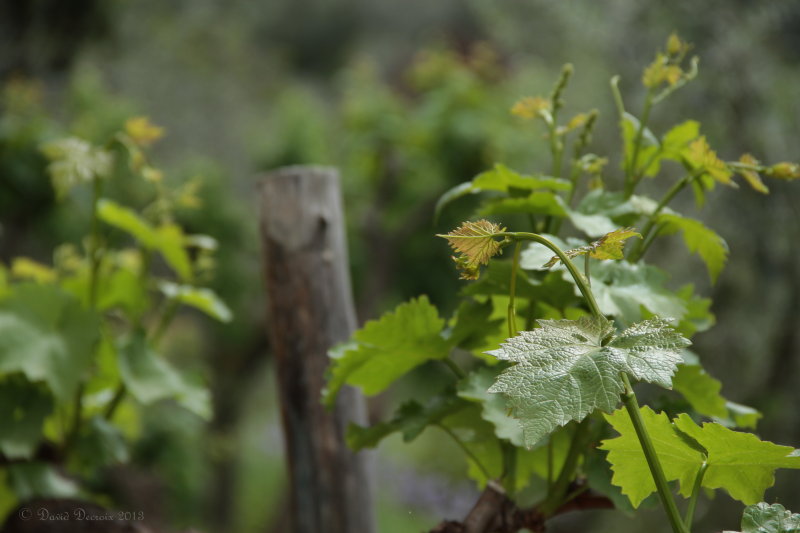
[41,137,113,199]
[671,363,728,418]
[543,227,641,268]
[487,315,689,447]
[658,213,728,283]
[158,281,232,323]
[439,220,506,280]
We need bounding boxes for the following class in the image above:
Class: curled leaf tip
[439,219,506,280]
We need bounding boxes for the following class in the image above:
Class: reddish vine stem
[429,483,613,533]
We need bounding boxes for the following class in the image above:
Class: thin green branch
[547,438,554,489]
[584,257,592,288]
[437,423,492,481]
[540,418,591,516]
[87,178,103,308]
[610,76,625,120]
[620,373,688,533]
[628,171,702,262]
[66,177,104,452]
[502,441,517,498]
[507,242,522,338]
[150,297,180,346]
[625,89,655,197]
[497,232,602,319]
[684,461,708,529]
[443,357,466,380]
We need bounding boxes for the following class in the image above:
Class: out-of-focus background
[1,1,799,531]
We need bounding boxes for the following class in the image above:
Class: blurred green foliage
[1,1,800,532]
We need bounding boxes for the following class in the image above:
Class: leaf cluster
[0,118,230,508]
[325,33,800,531]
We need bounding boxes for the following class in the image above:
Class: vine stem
[436,424,492,481]
[104,248,154,422]
[87,178,103,307]
[502,441,517,498]
[610,76,625,119]
[625,89,655,198]
[105,296,181,421]
[443,357,466,380]
[628,171,701,262]
[620,373,689,533]
[498,232,601,320]
[684,462,708,528]
[150,297,180,346]
[496,231,601,515]
[507,242,522,338]
[539,418,591,516]
[65,177,104,451]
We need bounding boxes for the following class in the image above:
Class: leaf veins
[439,220,506,280]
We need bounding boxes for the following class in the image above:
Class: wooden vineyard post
[258,166,376,533]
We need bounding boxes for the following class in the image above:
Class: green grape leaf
[346,394,468,450]
[543,227,640,268]
[661,120,700,160]
[682,136,735,186]
[98,199,158,248]
[434,165,571,220]
[41,137,113,199]
[472,164,571,193]
[98,200,193,281]
[726,502,800,533]
[487,316,689,446]
[600,406,705,507]
[584,440,636,513]
[0,376,53,460]
[158,281,232,323]
[567,190,643,237]
[621,112,660,174]
[439,220,506,280]
[737,154,769,194]
[7,462,80,500]
[323,296,451,406]
[602,407,800,507]
[673,414,800,504]
[478,192,568,217]
[154,223,193,281]
[458,366,524,446]
[73,416,129,470]
[117,333,211,419]
[534,255,689,327]
[673,284,715,337]
[448,299,504,352]
[0,284,100,402]
[97,268,149,317]
[672,363,728,418]
[723,401,763,430]
[657,213,729,282]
